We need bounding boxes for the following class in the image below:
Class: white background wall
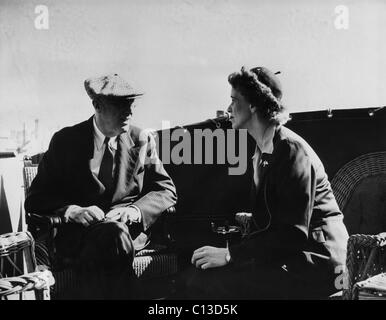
[0,0,385,150]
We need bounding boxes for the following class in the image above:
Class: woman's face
[227,87,253,130]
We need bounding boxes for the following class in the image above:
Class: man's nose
[227,104,232,113]
[123,108,132,116]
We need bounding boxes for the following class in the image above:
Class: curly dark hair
[228,66,289,125]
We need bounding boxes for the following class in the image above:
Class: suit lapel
[250,150,273,231]
[252,153,272,196]
[78,117,104,194]
[256,125,281,193]
[254,128,283,229]
[259,153,272,184]
[112,130,140,203]
[78,117,95,160]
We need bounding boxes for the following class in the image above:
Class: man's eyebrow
[231,95,237,100]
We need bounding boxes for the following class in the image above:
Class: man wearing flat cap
[25,73,177,299]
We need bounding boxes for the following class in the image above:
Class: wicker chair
[0,231,55,300]
[23,157,178,299]
[331,152,386,299]
[344,233,386,299]
[0,269,55,300]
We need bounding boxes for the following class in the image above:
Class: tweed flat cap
[84,73,144,100]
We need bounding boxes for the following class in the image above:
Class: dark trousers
[56,220,141,299]
[176,262,335,300]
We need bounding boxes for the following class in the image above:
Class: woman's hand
[191,246,230,270]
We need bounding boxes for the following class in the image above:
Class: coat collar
[80,117,95,159]
[262,125,285,170]
[92,116,118,152]
[253,124,275,156]
[77,116,140,202]
[79,116,137,159]
[250,127,282,228]
[250,125,282,198]
[256,125,281,180]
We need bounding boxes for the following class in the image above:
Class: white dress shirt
[90,116,118,177]
[90,116,141,222]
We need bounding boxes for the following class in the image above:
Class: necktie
[98,137,114,192]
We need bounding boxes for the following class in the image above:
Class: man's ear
[93,99,101,112]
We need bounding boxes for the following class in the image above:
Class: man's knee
[181,266,233,299]
[80,220,134,269]
[87,220,131,244]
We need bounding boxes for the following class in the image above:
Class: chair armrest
[0,269,55,300]
[165,206,176,215]
[344,232,386,300]
[154,206,176,246]
[28,206,175,230]
[348,233,386,249]
[27,213,64,229]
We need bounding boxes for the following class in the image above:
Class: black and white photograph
[0,0,385,306]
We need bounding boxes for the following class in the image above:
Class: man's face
[98,97,136,134]
[227,87,253,130]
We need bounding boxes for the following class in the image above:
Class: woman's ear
[249,104,257,113]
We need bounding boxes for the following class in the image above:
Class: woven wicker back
[331,152,386,299]
[343,233,386,299]
[23,160,38,197]
[331,151,386,211]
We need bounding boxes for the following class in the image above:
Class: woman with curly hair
[186,66,349,299]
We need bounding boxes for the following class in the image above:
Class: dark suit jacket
[229,126,349,280]
[25,117,177,250]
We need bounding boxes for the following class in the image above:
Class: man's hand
[64,205,105,227]
[105,206,141,224]
[191,246,230,270]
